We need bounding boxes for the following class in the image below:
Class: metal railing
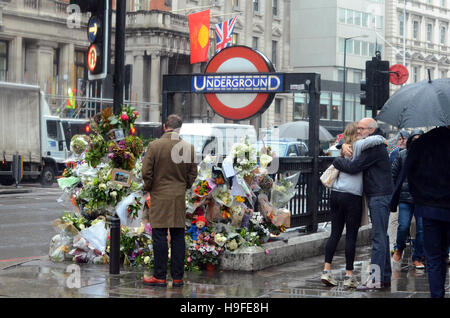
[277,156,334,230]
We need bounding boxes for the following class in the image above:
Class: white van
[179,123,257,158]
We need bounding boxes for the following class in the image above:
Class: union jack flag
[215,16,238,54]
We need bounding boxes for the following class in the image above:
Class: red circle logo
[204,46,276,121]
[389,64,409,85]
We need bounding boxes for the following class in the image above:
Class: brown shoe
[412,260,425,269]
[392,249,403,263]
[143,276,167,287]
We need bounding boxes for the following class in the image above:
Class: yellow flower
[137,223,145,235]
[235,196,245,203]
[144,256,150,264]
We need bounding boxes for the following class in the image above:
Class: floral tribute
[50,110,297,271]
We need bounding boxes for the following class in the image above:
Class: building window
[338,8,346,23]
[320,92,330,120]
[164,0,172,7]
[53,48,60,80]
[346,10,354,24]
[275,98,281,114]
[294,93,308,120]
[399,17,404,36]
[413,21,419,39]
[337,69,344,82]
[0,41,8,81]
[427,23,433,42]
[272,0,278,16]
[272,40,277,66]
[441,26,446,44]
[252,37,259,50]
[354,70,362,83]
[442,0,446,8]
[232,0,239,8]
[441,70,447,78]
[354,40,361,55]
[253,0,259,13]
[362,12,369,27]
[75,50,86,81]
[331,93,341,120]
[134,0,146,11]
[413,66,419,82]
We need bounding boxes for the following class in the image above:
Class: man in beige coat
[141,114,198,287]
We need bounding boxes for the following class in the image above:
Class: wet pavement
[0,245,448,299]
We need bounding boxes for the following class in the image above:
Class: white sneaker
[320,270,338,287]
[343,276,359,288]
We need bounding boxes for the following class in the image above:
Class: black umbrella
[377,72,450,128]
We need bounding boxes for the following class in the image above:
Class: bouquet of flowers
[113,224,153,267]
[188,231,224,266]
[90,107,116,136]
[127,196,143,220]
[271,172,300,208]
[70,135,90,156]
[107,140,136,170]
[192,179,215,197]
[85,134,108,168]
[212,185,234,207]
[229,136,257,177]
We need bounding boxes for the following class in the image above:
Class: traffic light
[361,53,390,111]
[374,59,390,110]
[71,0,111,80]
[361,60,375,108]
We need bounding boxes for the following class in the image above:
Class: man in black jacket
[333,118,393,290]
[404,126,450,298]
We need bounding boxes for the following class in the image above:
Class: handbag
[320,164,340,188]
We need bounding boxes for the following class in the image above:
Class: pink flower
[133,111,139,118]
[187,257,192,262]
[265,249,270,255]
[120,112,129,121]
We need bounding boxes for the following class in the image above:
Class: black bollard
[109,216,120,274]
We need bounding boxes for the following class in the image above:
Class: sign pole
[110,0,125,275]
[113,0,126,115]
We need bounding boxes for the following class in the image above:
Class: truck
[0,82,69,186]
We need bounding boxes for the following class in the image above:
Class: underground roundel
[200,46,278,121]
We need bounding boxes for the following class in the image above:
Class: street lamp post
[342,35,368,131]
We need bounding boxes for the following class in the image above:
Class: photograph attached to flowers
[111,168,132,187]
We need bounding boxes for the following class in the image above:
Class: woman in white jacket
[321,122,385,288]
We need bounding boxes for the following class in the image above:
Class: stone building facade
[0,0,293,130]
[384,0,450,88]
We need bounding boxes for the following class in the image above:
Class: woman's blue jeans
[395,203,424,261]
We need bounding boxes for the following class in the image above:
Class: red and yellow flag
[188,9,210,64]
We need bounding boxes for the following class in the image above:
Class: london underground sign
[197,46,279,120]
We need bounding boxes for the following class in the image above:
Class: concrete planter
[219,224,372,271]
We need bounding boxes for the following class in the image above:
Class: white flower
[99,183,107,190]
[110,191,117,198]
[144,256,150,264]
[260,154,273,169]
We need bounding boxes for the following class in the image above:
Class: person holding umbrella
[377,73,450,298]
[390,130,425,269]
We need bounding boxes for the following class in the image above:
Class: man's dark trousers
[417,206,450,298]
[152,228,185,280]
[367,195,392,285]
